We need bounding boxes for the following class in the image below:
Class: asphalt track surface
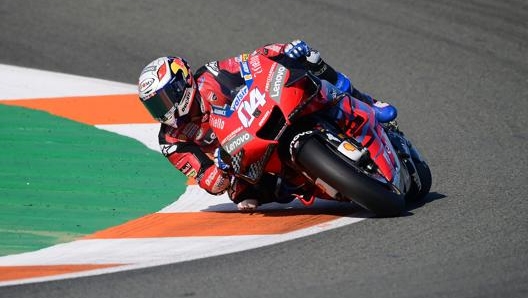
[1,0,527,297]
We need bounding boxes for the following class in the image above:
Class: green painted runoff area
[0,104,187,256]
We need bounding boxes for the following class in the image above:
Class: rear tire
[296,137,405,217]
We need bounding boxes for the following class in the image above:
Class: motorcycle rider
[137,40,397,211]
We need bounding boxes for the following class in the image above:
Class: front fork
[385,125,421,194]
[325,95,415,195]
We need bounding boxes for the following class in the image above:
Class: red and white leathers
[158,43,374,205]
[158,44,294,200]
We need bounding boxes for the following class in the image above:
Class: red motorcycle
[209,53,431,217]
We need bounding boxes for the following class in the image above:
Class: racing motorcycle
[209,53,431,217]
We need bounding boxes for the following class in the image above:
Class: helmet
[138,56,197,127]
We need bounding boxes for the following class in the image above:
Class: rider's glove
[284,40,311,59]
[213,147,231,172]
[284,40,322,64]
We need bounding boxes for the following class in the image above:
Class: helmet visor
[143,76,187,122]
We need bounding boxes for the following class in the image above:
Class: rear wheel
[295,137,405,217]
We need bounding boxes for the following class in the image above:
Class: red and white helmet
[138,56,197,127]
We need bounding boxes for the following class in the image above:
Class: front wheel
[295,137,405,217]
[406,160,432,202]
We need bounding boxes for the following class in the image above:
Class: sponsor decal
[249,54,262,75]
[238,53,253,88]
[213,176,229,194]
[210,117,225,130]
[199,97,207,114]
[258,109,272,127]
[181,162,198,178]
[182,122,199,138]
[269,65,287,101]
[205,61,219,76]
[213,175,228,193]
[223,126,244,143]
[212,105,230,116]
[202,130,217,145]
[312,64,327,76]
[204,167,219,187]
[343,142,357,151]
[161,144,178,156]
[241,61,250,74]
[230,85,248,111]
[264,63,278,92]
[187,169,198,178]
[143,90,157,100]
[223,131,252,154]
[203,167,228,193]
[141,65,157,75]
[337,141,365,162]
[139,78,155,93]
[289,130,313,156]
[178,88,193,115]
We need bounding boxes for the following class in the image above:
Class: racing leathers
[158,42,385,206]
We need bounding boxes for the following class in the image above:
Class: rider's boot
[372,101,398,123]
[335,72,397,123]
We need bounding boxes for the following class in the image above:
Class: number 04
[238,88,266,127]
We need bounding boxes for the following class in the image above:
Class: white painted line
[0,64,135,100]
[96,123,161,152]
[159,185,364,213]
[0,214,366,287]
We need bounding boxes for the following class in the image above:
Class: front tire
[407,160,432,201]
[296,137,405,217]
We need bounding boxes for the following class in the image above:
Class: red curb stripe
[1,94,155,125]
[84,211,352,238]
[0,264,123,282]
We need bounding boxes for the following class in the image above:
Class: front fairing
[338,95,406,192]
[209,54,314,183]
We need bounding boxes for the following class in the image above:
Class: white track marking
[96,124,161,151]
[0,64,135,100]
